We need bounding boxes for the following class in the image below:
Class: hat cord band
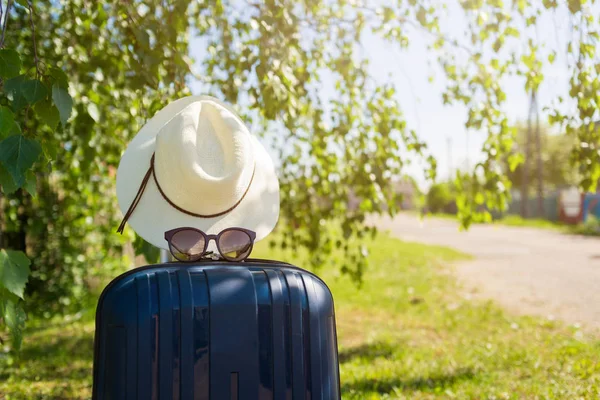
[117,153,256,234]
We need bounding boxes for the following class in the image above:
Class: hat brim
[116,96,280,250]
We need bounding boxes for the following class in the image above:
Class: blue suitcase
[92,260,341,399]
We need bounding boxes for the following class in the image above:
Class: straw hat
[116,95,280,249]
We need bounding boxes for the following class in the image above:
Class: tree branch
[352,3,475,55]
[0,0,12,48]
[294,3,474,57]
[28,0,40,77]
[0,1,4,39]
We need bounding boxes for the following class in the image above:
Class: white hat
[116,95,280,249]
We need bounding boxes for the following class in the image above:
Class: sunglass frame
[164,227,257,262]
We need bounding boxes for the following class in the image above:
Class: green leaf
[505,27,520,37]
[24,170,36,196]
[34,98,60,130]
[474,192,485,205]
[567,0,581,13]
[4,75,28,112]
[134,234,160,263]
[0,249,31,299]
[4,299,26,350]
[0,164,18,194]
[52,84,73,126]
[41,138,58,161]
[416,6,427,26]
[21,79,48,105]
[87,102,100,122]
[0,134,42,186]
[0,106,21,139]
[508,153,524,172]
[0,107,15,136]
[49,67,69,88]
[0,49,21,79]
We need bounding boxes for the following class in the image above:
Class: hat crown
[153,101,255,215]
[116,95,279,249]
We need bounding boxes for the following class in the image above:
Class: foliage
[1,0,600,349]
[0,0,189,347]
[0,248,29,348]
[426,182,455,214]
[505,124,579,191]
[571,215,600,236]
[3,234,600,398]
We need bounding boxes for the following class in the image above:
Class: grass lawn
[2,233,600,399]
[419,212,564,230]
[421,211,600,237]
[487,215,566,231]
[485,215,600,237]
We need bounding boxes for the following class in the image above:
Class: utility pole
[521,94,533,218]
[465,131,470,171]
[533,91,544,217]
[447,136,453,180]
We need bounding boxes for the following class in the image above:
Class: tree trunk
[534,91,544,218]
[521,94,533,218]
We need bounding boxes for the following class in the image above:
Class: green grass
[483,215,600,237]
[490,215,566,230]
[421,211,600,237]
[417,211,457,220]
[419,211,564,230]
[2,233,600,399]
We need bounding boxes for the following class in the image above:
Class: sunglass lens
[218,230,253,261]
[169,229,206,262]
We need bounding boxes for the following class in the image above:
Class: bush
[426,182,455,214]
[572,215,600,236]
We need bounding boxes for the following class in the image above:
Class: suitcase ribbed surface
[92,262,340,400]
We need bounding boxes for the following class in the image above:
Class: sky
[189,3,579,189]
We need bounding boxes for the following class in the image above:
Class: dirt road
[371,213,600,330]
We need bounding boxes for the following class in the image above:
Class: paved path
[370,214,600,330]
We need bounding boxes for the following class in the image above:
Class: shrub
[574,215,600,236]
[426,182,455,214]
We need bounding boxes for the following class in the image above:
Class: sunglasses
[164,227,256,262]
